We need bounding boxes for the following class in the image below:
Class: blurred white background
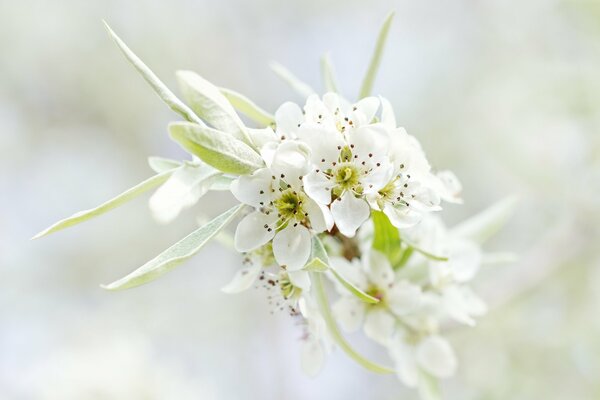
[1,0,599,399]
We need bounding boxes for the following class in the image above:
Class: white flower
[331,250,423,345]
[368,125,447,229]
[298,295,332,376]
[231,141,332,270]
[285,93,393,237]
[400,215,488,326]
[388,333,457,388]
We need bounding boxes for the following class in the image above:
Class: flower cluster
[34,15,514,400]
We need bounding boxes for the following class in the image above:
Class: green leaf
[148,156,182,173]
[451,196,518,244]
[220,88,275,127]
[309,237,379,304]
[169,122,264,175]
[371,210,403,265]
[358,12,395,99]
[320,53,340,93]
[403,240,449,262]
[303,235,330,272]
[269,61,316,99]
[330,268,380,304]
[102,204,245,291]
[32,170,174,239]
[311,271,395,374]
[102,21,204,125]
[176,70,253,146]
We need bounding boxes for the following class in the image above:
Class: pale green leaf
[269,61,316,99]
[403,239,449,262]
[32,170,174,239]
[320,53,340,93]
[220,88,275,126]
[309,237,379,303]
[330,268,380,304]
[169,122,264,175]
[102,21,203,125]
[451,196,518,244]
[371,210,403,265]
[148,156,182,173]
[358,12,395,99]
[176,70,253,146]
[311,271,395,374]
[102,204,245,290]
[303,235,330,272]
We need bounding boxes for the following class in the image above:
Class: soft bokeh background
[1,1,599,399]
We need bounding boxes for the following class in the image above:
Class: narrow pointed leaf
[148,156,182,173]
[311,271,395,374]
[403,239,449,262]
[208,175,235,191]
[371,210,403,265]
[330,268,380,304]
[220,88,275,126]
[303,235,331,272]
[176,70,253,146]
[451,196,518,244]
[310,236,379,304]
[358,12,395,99]
[102,204,244,290]
[320,53,339,93]
[269,61,316,99]
[103,21,203,125]
[32,170,174,239]
[169,122,264,175]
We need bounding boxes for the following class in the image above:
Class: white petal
[248,127,277,149]
[364,250,395,287]
[329,256,368,290]
[352,97,379,125]
[149,164,218,224]
[303,170,333,206]
[389,337,418,387]
[297,124,343,166]
[347,124,389,164]
[330,193,370,237]
[383,202,423,229]
[275,102,303,138]
[434,170,463,204]
[230,168,273,208]
[415,336,457,379]
[332,297,365,332]
[303,198,329,233]
[288,270,311,291]
[270,141,311,185]
[272,224,312,270]
[221,262,262,294]
[234,211,277,252]
[363,308,395,345]
[301,339,325,377]
[442,285,486,326]
[448,239,482,283]
[387,281,423,317]
[380,96,396,129]
[361,158,394,194]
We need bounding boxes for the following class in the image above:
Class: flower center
[366,285,386,305]
[334,163,360,190]
[273,189,306,222]
[279,272,300,299]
